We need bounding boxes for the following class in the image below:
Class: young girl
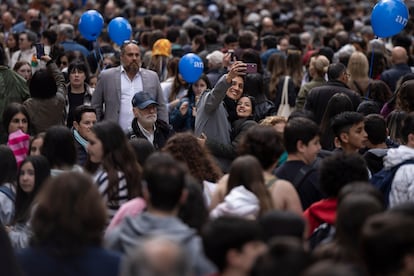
[85,121,142,220]
[7,155,50,249]
[206,95,257,160]
[210,155,274,219]
[169,74,211,132]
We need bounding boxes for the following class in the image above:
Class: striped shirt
[93,169,129,220]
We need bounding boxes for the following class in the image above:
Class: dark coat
[304,80,362,124]
[128,118,174,150]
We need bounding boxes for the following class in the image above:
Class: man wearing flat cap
[128,91,174,149]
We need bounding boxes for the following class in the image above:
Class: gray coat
[105,212,216,276]
[195,75,233,172]
[91,66,168,124]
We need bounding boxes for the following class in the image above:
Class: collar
[121,65,142,75]
[137,120,156,135]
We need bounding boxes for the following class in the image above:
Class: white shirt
[119,66,143,131]
[137,120,155,145]
[9,47,45,73]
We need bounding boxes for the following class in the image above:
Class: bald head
[121,237,191,276]
[26,9,40,24]
[2,12,15,28]
[391,46,408,65]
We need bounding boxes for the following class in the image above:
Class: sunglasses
[122,40,138,46]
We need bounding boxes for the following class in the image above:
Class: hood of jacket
[210,186,259,219]
[114,212,197,253]
[304,198,337,235]
[384,145,414,169]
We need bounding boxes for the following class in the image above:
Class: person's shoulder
[141,68,159,78]
[85,246,122,261]
[99,66,120,78]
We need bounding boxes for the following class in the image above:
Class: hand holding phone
[228,50,236,64]
[35,43,44,59]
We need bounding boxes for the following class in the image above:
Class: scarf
[223,96,238,124]
[73,129,88,151]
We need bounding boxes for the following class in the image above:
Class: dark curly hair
[162,132,223,183]
[319,153,369,197]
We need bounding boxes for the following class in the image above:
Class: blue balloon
[371,0,409,38]
[178,53,204,83]
[108,17,132,46]
[78,10,104,41]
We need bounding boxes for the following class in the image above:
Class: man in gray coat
[195,61,246,172]
[91,41,168,131]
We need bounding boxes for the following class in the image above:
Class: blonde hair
[312,55,330,77]
[347,51,369,79]
[259,115,287,126]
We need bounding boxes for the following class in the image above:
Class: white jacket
[210,186,259,219]
[384,145,414,207]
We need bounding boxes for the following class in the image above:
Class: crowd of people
[2,0,414,275]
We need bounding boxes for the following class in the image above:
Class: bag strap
[0,185,15,202]
[281,76,290,105]
[292,165,314,189]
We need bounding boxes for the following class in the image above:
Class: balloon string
[93,40,103,74]
[367,37,377,99]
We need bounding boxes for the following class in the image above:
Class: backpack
[0,185,15,202]
[370,160,414,206]
[308,223,336,250]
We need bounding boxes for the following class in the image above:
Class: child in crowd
[331,111,368,154]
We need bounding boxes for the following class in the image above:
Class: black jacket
[128,118,174,150]
[304,80,361,124]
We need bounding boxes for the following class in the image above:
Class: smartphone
[35,43,44,59]
[228,49,236,64]
[246,63,258,74]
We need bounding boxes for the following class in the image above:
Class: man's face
[343,121,368,151]
[134,104,157,127]
[121,43,141,74]
[2,12,14,28]
[226,76,244,100]
[73,112,97,140]
[19,34,31,51]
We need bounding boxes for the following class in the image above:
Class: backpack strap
[0,185,15,202]
[292,158,322,190]
[266,177,279,189]
[292,165,315,190]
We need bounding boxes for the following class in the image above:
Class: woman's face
[30,137,43,156]
[16,64,32,81]
[192,79,208,96]
[19,161,35,193]
[6,34,16,48]
[59,57,68,70]
[87,131,104,163]
[236,96,253,118]
[69,69,86,88]
[8,112,28,134]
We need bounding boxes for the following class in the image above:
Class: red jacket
[303,198,337,237]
